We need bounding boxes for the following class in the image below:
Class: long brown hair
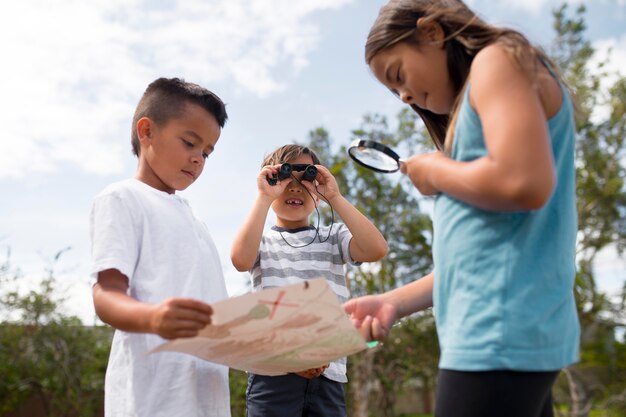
[365,0,566,151]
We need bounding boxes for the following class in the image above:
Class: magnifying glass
[347,139,405,173]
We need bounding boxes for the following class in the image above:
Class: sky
[1,0,625,323]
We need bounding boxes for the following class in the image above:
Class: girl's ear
[416,17,445,46]
[136,117,153,146]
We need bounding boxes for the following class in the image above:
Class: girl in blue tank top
[344,1,580,416]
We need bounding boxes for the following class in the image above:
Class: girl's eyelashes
[396,68,402,83]
[202,152,209,159]
[182,138,194,148]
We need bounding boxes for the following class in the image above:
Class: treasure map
[149,278,367,375]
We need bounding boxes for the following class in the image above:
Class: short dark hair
[131,77,228,156]
[261,144,322,168]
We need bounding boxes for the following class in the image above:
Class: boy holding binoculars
[230,143,387,417]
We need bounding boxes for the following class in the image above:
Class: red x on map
[259,290,298,319]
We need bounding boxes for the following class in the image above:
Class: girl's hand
[343,295,398,342]
[303,165,340,202]
[400,152,446,196]
[257,164,290,199]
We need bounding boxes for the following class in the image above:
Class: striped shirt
[251,223,356,382]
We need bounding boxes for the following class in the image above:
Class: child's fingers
[358,315,374,341]
[154,318,208,340]
[371,318,389,341]
[259,165,276,181]
[344,298,376,320]
[175,309,214,325]
[160,298,213,325]
[350,316,363,329]
[260,165,274,174]
[301,180,316,193]
[163,323,207,339]
[309,165,330,187]
[343,299,357,315]
[173,298,214,315]
[312,164,325,175]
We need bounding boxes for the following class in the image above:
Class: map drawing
[149,278,367,375]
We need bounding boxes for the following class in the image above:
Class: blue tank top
[432,81,580,371]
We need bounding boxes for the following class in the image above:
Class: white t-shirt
[90,178,231,417]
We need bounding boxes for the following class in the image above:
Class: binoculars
[267,163,318,185]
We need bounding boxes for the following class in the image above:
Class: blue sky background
[1,0,625,322]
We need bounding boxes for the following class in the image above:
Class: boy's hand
[149,297,214,340]
[257,164,290,199]
[304,165,340,202]
[343,296,397,342]
[294,364,329,379]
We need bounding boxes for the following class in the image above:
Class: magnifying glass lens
[349,147,400,172]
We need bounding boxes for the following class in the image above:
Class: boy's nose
[288,180,303,192]
[190,152,204,164]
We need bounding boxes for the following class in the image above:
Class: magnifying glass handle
[398,159,406,171]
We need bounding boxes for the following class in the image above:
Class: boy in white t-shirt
[90,77,231,417]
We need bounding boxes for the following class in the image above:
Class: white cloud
[592,34,626,80]
[587,33,626,122]
[500,0,551,13]
[468,0,590,15]
[0,0,353,179]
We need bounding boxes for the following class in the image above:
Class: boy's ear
[136,117,154,146]
[416,17,445,46]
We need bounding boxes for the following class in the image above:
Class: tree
[0,249,112,417]
[369,312,439,417]
[550,3,626,416]
[229,369,248,417]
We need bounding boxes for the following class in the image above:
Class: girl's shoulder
[467,43,538,110]
[470,43,563,118]
[470,43,524,84]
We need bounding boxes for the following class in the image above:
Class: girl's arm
[407,44,556,212]
[93,269,213,339]
[384,271,434,317]
[344,272,434,341]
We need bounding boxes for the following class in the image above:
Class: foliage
[0,251,112,417]
[2,3,625,417]
[229,369,248,417]
[550,3,626,416]
[369,312,439,417]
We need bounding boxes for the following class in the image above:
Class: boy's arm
[93,269,213,339]
[231,165,289,271]
[308,166,388,263]
[230,195,274,271]
[330,195,388,262]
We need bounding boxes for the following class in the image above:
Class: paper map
[150,278,367,375]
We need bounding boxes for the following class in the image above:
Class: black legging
[435,369,559,417]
